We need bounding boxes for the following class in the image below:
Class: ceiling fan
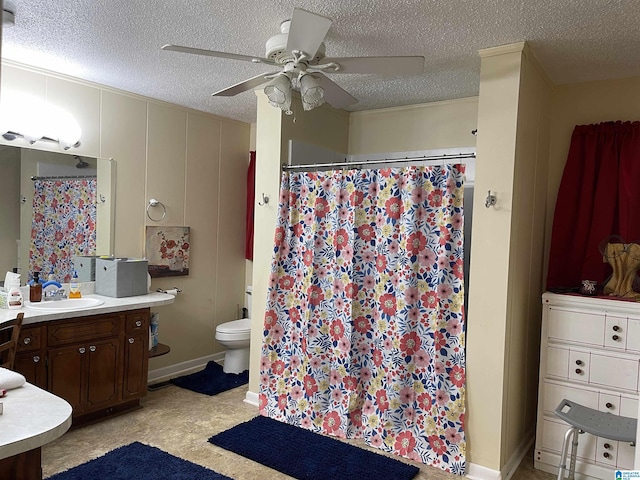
[162,8,425,114]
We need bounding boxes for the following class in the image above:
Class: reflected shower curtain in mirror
[259,165,466,474]
[29,179,97,282]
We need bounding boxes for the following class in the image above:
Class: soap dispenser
[69,271,82,299]
[29,271,42,302]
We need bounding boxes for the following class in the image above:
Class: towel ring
[147,198,167,222]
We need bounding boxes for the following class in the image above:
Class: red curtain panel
[245,151,256,260]
[547,121,640,291]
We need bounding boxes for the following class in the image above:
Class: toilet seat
[216,318,251,341]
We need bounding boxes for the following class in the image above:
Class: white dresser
[535,292,640,478]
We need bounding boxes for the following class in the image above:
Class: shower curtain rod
[31,174,97,181]
[282,152,476,171]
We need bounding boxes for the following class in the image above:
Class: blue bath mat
[208,415,420,480]
[49,441,232,480]
[170,360,248,396]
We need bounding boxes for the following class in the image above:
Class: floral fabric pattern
[30,179,97,282]
[259,165,466,474]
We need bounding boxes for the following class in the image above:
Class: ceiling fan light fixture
[264,73,293,114]
[300,74,325,111]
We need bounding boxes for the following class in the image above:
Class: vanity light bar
[2,131,81,150]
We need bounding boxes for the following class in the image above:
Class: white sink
[26,297,104,311]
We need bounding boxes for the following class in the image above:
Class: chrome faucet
[43,286,67,301]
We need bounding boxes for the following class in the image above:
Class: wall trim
[147,352,225,385]
[244,390,259,407]
[349,96,479,117]
[501,430,534,480]
[466,462,502,480]
[466,429,533,480]
[478,42,526,59]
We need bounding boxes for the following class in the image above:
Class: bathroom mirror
[0,144,115,283]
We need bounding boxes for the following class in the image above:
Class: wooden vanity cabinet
[13,325,46,388]
[14,308,150,426]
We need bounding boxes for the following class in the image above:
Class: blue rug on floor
[208,415,420,480]
[48,441,232,480]
[170,360,248,396]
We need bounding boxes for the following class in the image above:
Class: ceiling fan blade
[162,44,276,66]
[286,8,332,59]
[211,72,279,97]
[314,73,357,109]
[317,56,425,74]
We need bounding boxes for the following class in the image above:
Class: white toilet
[216,287,252,374]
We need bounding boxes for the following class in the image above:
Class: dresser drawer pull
[612,335,620,341]
[603,452,611,459]
[613,325,620,332]
[90,345,96,352]
[79,347,85,354]
[23,337,31,345]
[33,355,40,363]
[575,360,583,366]
[604,443,612,449]
[129,338,135,344]
[135,320,142,327]
[575,368,583,375]
[606,402,614,410]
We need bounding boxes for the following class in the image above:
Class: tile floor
[42,384,554,479]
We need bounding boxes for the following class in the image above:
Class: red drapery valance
[547,121,640,291]
[245,151,256,260]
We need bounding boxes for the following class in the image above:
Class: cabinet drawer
[589,353,639,392]
[595,438,617,467]
[125,311,149,334]
[540,417,596,460]
[626,318,640,352]
[547,345,569,378]
[604,316,626,350]
[569,349,590,383]
[548,307,604,346]
[620,395,639,418]
[48,315,121,346]
[17,326,42,352]
[543,381,598,413]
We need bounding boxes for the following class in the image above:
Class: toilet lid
[216,318,251,334]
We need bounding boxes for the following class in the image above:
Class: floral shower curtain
[260,165,466,474]
[30,178,97,282]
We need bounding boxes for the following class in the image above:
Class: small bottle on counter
[69,271,82,299]
[29,271,42,302]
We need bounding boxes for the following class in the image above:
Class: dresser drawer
[589,352,639,392]
[548,307,604,346]
[542,381,598,413]
[540,417,596,461]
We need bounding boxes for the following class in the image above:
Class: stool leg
[557,427,579,480]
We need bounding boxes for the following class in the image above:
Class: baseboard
[147,352,225,385]
[501,430,534,480]
[466,462,502,480]
[244,390,259,407]
[466,429,534,480]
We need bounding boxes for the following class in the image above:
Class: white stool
[554,399,637,480]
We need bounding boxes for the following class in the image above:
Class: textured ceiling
[2,0,640,124]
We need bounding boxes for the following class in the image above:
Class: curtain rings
[147,198,166,222]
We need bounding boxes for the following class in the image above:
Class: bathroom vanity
[1,292,174,426]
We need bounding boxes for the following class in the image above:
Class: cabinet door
[14,352,46,388]
[123,333,148,400]
[49,344,85,411]
[85,338,122,412]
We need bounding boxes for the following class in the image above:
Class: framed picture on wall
[145,226,190,277]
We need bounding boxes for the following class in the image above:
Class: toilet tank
[245,286,252,318]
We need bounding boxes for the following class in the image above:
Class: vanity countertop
[0,381,72,461]
[0,292,175,325]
